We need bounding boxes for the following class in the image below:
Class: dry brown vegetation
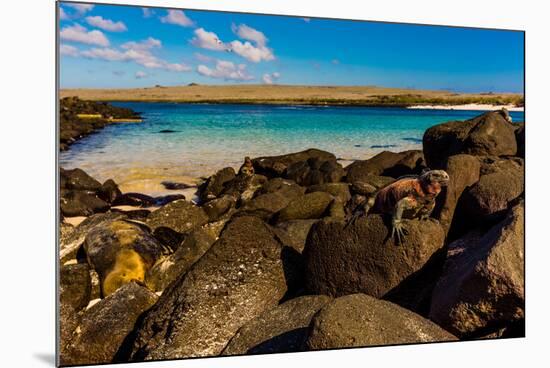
[60,85,524,107]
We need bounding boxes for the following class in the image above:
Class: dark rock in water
[430,201,524,338]
[286,158,345,186]
[345,150,425,180]
[158,129,179,133]
[222,295,332,355]
[306,183,351,204]
[60,212,127,263]
[202,195,236,222]
[306,294,457,350]
[84,220,165,296]
[161,181,195,190]
[62,282,158,366]
[98,179,122,203]
[60,189,110,217]
[402,137,423,143]
[145,228,217,292]
[303,215,445,299]
[127,216,296,360]
[113,192,156,207]
[276,191,333,222]
[61,168,103,191]
[370,144,397,148]
[152,226,186,252]
[59,263,92,362]
[423,111,517,168]
[153,194,186,206]
[354,144,361,147]
[461,158,523,224]
[145,199,208,234]
[275,219,319,253]
[199,167,236,201]
[253,148,336,178]
[432,154,481,236]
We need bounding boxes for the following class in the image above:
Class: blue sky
[59,2,524,93]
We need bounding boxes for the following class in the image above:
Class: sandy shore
[407,104,524,112]
[60,85,523,107]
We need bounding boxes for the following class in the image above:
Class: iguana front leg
[392,196,417,245]
[419,200,436,221]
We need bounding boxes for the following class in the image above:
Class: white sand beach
[407,104,524,112]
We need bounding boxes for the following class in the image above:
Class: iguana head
[420,169,450,189]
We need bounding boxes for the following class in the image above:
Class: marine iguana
[347,169,450,244]
[238,156,255,176]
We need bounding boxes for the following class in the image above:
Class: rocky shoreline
[59,110,525,365]
[59,97,141,151]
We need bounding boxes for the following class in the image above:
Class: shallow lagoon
[59,103,524,194]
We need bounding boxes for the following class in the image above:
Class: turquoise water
[59,103,524,180]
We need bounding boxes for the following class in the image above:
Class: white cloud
[197,60,253,81]
[59,7,68,20]
[86,16,127,32]
[60,24,109,47]
[135,71,148,79]
[194,52,213,63]
[262,72,280,84]
[65,4,94,15]
[80,47,127,61]
[161,10,195,27]
[190,25,275,63]
[121,37,162,51]
[142,8,154,18]
[163,63,191,72]
[232,24,267,46]
[60,44,79,57]
[302,18,311,23]
[80,37,191,73]
[191,28,226,51]
[229,40,274,63]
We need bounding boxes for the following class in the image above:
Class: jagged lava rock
[423,111,517,168]
[223,295,332,355]
[462,158,523,224]
[59,263,92,362]
[62,282,157,366]
[304,215,445,298]
[253,148,336,177]
[306,294,457,350]
[145,199,208,234]
[433,154,481,235]
[429,202,525,338]
[127,216,297,360]
[276,191,333,222]
[285,157,345,186]
[60,189,110,217]
[306,182,351,203]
